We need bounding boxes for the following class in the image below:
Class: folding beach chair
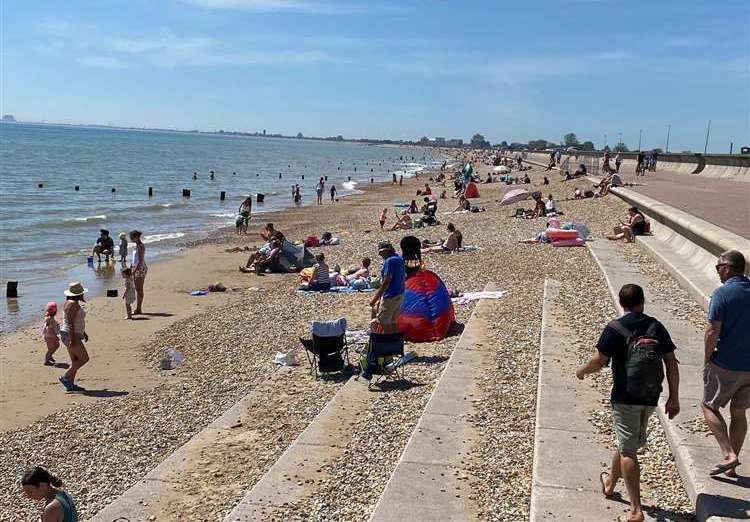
[359,332,414,390]
[300,318,349,379]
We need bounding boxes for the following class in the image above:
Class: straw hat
[64,281,88,297]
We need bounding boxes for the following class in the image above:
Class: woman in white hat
[59,282,89,392]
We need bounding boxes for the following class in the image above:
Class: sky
[1,0,748,152]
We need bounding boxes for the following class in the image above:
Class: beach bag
[644,218,652,234]
[304,235,320,247]
[608,319,664,403]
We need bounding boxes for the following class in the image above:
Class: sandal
[710,460,740,476]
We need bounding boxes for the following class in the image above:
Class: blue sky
[1,0,748,152]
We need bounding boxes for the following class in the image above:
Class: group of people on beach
[43,229,147,393]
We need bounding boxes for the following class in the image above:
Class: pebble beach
[1,151,700,520]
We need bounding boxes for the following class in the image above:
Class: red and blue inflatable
[396,269,455,342]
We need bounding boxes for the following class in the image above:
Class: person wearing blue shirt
[702,250,750,477]
[369,241,405,334]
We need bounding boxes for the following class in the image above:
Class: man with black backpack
[576,284,680,522]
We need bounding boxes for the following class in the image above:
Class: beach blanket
[440,245,481,253]
[452,290,507,305]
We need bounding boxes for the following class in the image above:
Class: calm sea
[0,123,442,331]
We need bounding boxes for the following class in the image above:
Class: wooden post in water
[6,281,18,298]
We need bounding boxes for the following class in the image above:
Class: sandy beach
[0,155,699,520]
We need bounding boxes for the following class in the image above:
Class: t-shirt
[596,312,676,405]
[313,263,330,285]
[97,236,114,252]
[708,276,750,371]
[381,255,405,299]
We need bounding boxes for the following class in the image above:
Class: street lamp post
[638,129,642,151]
[665,124,671,153]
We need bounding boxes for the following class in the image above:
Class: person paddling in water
[22,466,78,522]
[130,230,147,314]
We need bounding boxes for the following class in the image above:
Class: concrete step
[222,375,371,520]
[588,239,750,521]
[530,279,658,521]
[90,368,300,521]
[369,283,499,521]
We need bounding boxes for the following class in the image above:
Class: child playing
[42,301,60,366]
[118,232,128,264]
[122,267,136,319]
[379,208,388,230]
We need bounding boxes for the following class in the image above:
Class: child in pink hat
[42,301,60,366]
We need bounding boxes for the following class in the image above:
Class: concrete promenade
[621,169,750,240]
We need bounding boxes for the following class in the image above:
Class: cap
[378,241,393,252]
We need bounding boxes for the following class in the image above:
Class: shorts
[612,403,655,454]
[703,361,750,411]
[60,331,84,348]
[377,295,404,326]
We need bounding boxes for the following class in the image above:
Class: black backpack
[608,319,665,403]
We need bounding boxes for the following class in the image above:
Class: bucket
[87,256,94,266]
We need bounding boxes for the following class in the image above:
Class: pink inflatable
[545,228,579,240]
[552,237,585,247]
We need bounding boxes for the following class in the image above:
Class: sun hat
[64,282,88,297]
[45,301,57,313]
[377,241,394,252]
[119,232,126,239]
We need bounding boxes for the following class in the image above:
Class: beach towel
[452,290,507,305]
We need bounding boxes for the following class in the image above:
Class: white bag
[273,349,299,366]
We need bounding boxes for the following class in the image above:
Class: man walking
[369,241,405,335]
[702,250,750,477]
[577,284,680,522]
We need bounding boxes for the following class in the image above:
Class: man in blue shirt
[702,250,750,477]
[369,241,405,334]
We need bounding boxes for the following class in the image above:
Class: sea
[0,122,444,332]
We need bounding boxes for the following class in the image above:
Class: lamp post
[665,124,671,153]
[637,129,642,151]
[704,120,711,154]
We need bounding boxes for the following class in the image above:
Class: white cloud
[77,56,130,69]
[181,0,365,14]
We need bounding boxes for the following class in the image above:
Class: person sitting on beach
[531,195,546,218]
[422,223,463,253]
[407,200,419,213]
[485,173,493,184]
[452,195,471,213]
[92,229,114,263]
[300,253,331,291]
[543,176,549,185]
[574,187,584,199]
[519,231,552,244]
[241,240,283,273]
[346,257,372,282]
[598,172,623,196]
[439,189,447,199]
[390,210,413,231]
[544,194,557,215]
[523,174,531,184]
[607,207,647,242]
[21,466,78,522]
[565,163,587,181]
[260,223,285,243]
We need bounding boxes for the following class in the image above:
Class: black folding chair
[300,318,349,379]
[360,332,408,389]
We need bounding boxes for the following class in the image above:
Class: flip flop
[599,472,614,498]
[709,460,741,476]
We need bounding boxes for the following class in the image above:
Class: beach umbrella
[492,165,511,174]
[499,188,529,206]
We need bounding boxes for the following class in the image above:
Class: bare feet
[600,472,616,497]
